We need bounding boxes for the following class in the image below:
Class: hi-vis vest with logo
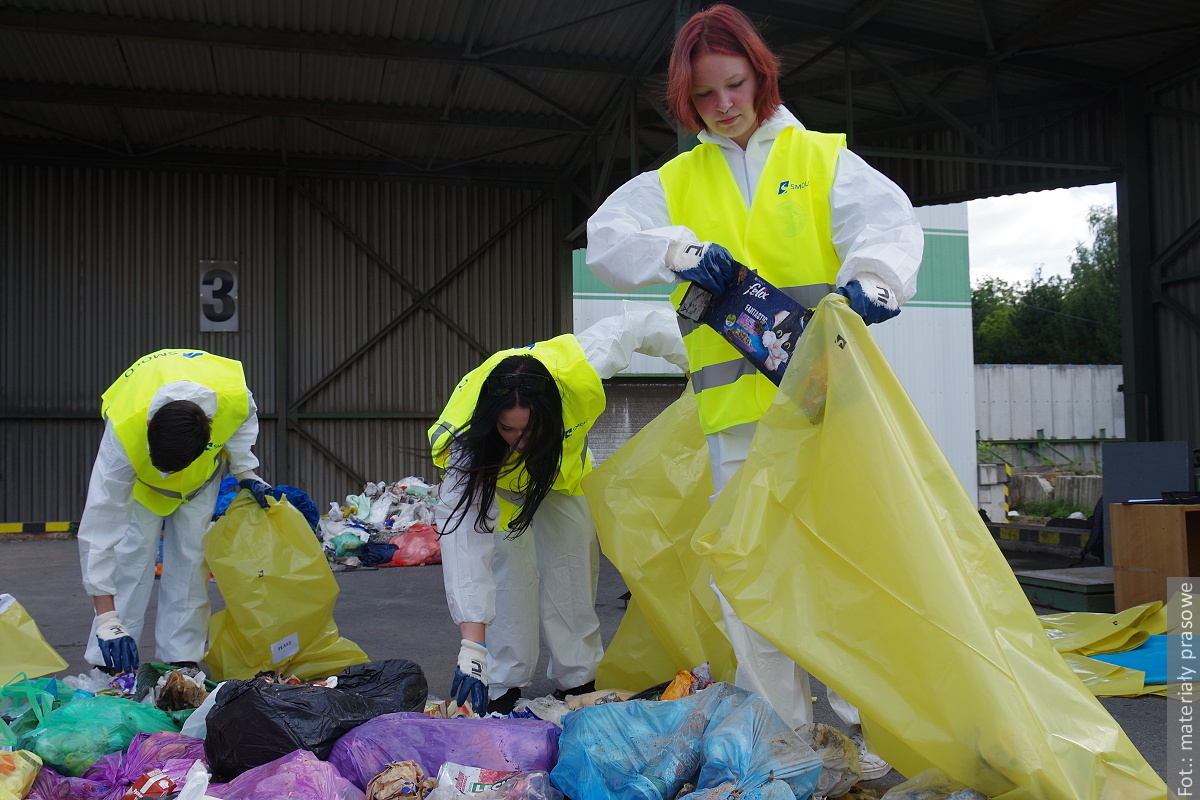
[661,126,845,434]
[101,350,250,516]
[428,334,605,532]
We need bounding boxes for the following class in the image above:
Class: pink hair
[666,4,782,134]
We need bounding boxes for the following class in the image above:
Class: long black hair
[437,354,565,536]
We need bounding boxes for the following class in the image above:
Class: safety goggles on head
[486,373,550,396]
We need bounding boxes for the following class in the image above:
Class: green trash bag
[0,675,91,738]
[17,694,179,777]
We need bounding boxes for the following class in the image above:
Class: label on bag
[270,632,300,662]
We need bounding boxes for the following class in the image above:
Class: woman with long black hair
[429,303,687,715]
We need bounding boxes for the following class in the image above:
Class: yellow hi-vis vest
[428,335,605,532]
[102,350,250,516]
[661,126,845,434]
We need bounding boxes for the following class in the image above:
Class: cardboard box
[678,266,812,385]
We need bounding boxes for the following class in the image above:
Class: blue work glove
[671,241,737,297]
[239,478,274,509]
[95,610,139,674]
[451,639,489,714]
[837,276,901,325]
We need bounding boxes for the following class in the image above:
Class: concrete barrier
[1055,475,1102,511]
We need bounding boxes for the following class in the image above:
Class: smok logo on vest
[777,179,810,195]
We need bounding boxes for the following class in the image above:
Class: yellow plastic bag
[0,594,67,684]
[205,494,369,680]
[0,750,42,800]
[1061,652,1149,697]
[582,389,735,692]
[1040,601,1166,655]
[684,295,1164,799]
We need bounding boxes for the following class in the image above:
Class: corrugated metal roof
[5,0,1195,194]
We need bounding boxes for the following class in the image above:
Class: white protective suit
[78,381,262,666]
[437,302,689,700]
[586,105,924,728]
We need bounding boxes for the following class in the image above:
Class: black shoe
[553,680,595,702]
[93,663,121,677]
[488,687,521,715]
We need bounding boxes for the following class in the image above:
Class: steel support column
[1117,85,1158,442]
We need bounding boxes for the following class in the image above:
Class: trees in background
[972,205,1120,364]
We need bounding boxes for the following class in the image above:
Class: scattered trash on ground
[317,478,442,570]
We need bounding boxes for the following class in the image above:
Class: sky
[966,183,1117,286]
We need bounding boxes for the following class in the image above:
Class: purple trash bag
[206,750,365,800]
[84,731,207,797]
[26,731,207,800]
[25,768,110,800]
[327,711,560,791]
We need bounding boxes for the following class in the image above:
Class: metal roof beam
[739,0,1123,87]
[0,8,633,76]
[782,56,966,97]
[993,0,1100,60]
[850,86,1110,139]
[0,82,588,132]
[0,142,561,183]
[853,145,1117,171]
[853,40,997,153]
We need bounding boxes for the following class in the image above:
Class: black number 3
[201,268,236,322]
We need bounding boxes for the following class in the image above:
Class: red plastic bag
[389,525,441,567]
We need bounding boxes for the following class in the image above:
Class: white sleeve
[577,300,689,379]
[77,422,137,597]
[585,171,698,292]
[829,149,924,305]
[435,459,497,627]
[225,391,262,479]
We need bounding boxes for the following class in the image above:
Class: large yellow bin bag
[583,390,736,691]
[0,594,67,683]
[690,294,1165,800]
[205,493,370,680]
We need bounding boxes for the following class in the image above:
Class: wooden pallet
[1013,566,1115,613]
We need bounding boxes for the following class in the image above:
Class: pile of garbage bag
[317,478,442,569]
[1,655,875,800]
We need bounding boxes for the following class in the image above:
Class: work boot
[488,687,521,715]
[552,680,596,702]
[849,725,892,781]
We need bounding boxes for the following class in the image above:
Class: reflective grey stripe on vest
[692,358,759,394]
[677,281,833,394]
[429,421,458,447]
[138,466,221,503]
[781,282,835,309]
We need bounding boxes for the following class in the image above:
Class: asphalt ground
[0,538,1168,793]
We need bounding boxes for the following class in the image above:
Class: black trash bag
[204,659,427,781]
[333,659,427,713]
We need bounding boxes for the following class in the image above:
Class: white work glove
[451,639,489,713]
[95,610,139,674]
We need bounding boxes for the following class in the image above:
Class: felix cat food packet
[677,264,813,386]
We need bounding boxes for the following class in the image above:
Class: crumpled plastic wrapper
[366,761,438,799]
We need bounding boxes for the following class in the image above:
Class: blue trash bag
[550,682,821,800]
[357,543,398,567]
[211,477,320,534]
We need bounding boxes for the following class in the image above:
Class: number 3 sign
[200,261,239,331]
